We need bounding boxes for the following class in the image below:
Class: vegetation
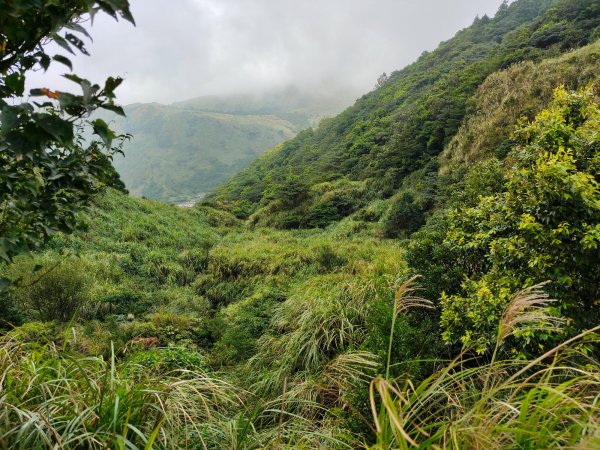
[371,284,600,449]
[209,0,600,233]
[0,0,133,266]
[107,88,354,204]
[1,0,599,448]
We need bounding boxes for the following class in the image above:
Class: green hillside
[2,0,600,448]
[210,0,600,231]
[109,88,355,204]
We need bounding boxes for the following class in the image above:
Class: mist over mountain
[108,86,357,202]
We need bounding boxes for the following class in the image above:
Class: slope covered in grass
[1,0,599,447]
[0,189,422,448]
[107,87,355,204]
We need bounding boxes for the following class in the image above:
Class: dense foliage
[1,0,599,448]
[210,0,600,233]
[0,0,132,267]
[438,88,600,353]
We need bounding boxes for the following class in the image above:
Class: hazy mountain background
[107,86,356,203]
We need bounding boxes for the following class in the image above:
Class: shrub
[125,346,207,377]
[382,192,426,238]
[210,288,284,366]
[9,257,93,323]
[441,87,600,352]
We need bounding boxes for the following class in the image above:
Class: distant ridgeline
[208,0,600,232]
[106,87,355,203]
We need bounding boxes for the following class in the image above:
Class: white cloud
[26,0,509,104]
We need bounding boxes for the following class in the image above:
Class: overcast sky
[28,0,511,105]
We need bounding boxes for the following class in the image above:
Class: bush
[440,87,600,352]
[9,257,93,323]
[369,287,600,449]
[382,192,426,238]
[125,346,207,376]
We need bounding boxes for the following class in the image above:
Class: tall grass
[369,283,600,449]
[0,340,240,449]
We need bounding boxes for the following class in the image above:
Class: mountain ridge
[106,87,356,203]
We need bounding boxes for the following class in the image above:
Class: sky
[28,0,512,105]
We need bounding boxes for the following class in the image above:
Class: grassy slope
[2,1,600,447]
[110,103,296,203]
[440,39,600,175]
[1,188,411,447]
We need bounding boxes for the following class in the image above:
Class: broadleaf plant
[0,0,133,267]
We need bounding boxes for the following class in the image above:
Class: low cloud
[27,0,509,104]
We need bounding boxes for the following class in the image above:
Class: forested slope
[1,0,600,448]
[210,0,600,232]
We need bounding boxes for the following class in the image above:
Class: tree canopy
[0,0,134,268]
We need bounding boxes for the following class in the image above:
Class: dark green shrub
[382,192,426,238]
[305,201,340,228]
[125,346,207,376]
[315,244,347,271]
[210,290,281,367]
[10,258,92,323]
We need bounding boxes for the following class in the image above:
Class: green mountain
[173,85,356,130]
[210,0,600,231]
[2,0,600,448]
[109,88,355,203]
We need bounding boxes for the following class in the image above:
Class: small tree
[0,1,134,266]
[441,87,600,353]
[375,72,389,89]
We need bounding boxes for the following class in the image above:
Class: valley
[1,0,599,448]
[106,87,357,203]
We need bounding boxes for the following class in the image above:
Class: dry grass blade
[369,322,600,449]
[387,275,435,379]
[498,282,564,342]
[322,351,379,389]
[394,275,435,316]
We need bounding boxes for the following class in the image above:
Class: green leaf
[63,73,85,85]
[0,106,20,133]
[92,118,116,148]
[65,33,90,56]
[39,53,51,71]
[103,76,123,98]
[4,73,25,96]
[100,103,126,116]
[34,113,74,145]
[30,88,47,96]
[53,54,73,71]
[0,277,10,293]
[51,33,74,55]
[0,238,10,262]
[144,419,164,450]
[65,22,92,40]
